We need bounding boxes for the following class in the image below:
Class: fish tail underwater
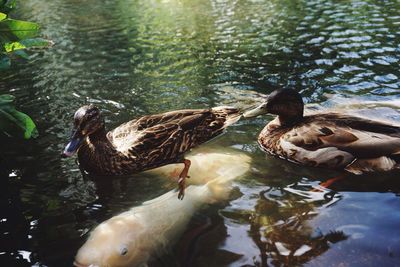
[181,153,252,207]
[202,157,251,202]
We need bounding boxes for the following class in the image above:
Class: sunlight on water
[0,0,400,266]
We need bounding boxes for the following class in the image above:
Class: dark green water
[1,0,400,266]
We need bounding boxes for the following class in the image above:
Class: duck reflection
[255,151,400,194]
[247,153,400,266]
[249,183,346,266]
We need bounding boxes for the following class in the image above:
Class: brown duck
[62,105,241,199]
[243,88,400,174]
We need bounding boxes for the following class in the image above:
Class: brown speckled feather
[259,113,400,174]
[78,107,241,175]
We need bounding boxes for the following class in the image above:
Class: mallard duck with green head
[62,105,241,199]
[243,88,400,174]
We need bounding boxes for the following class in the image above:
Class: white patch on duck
[279,138,355,169]
[345,156,397,174]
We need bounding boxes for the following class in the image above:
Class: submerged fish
[74,152,251,267]
[146,150,251,185]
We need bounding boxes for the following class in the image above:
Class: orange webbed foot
[177,159,191,200]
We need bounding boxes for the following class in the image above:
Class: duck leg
[319,175,345,189]
[178,159,191,200]
[312,175,345,192]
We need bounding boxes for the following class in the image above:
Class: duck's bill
[62,134,83,158]
[243,104,267,118]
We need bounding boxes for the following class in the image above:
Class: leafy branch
[0,94,38,139]
[0,0,52,139]
[0,0,53,69]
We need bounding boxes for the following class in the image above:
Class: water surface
[1,0,400,266]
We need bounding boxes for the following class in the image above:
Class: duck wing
[321,113,400,137]
[108,109,209,145]
[279,114,400,168]
[109,107,240,163]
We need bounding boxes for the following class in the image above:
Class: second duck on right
[243,88,400,174]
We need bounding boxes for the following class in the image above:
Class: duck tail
[393,152,400,170]
[211,106,242,128]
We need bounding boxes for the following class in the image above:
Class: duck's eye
[120,247,128,256]
[86,113,97,121]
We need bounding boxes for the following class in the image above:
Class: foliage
[0,0,52,139]
[0,94,38,139]
[0,0,53,70]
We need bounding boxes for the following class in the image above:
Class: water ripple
[1,0,400,266]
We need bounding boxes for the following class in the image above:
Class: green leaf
[0,12,6,21]
[9,108,38,139]
[13,49,28,59]
[0,93,14,104]
[0,1,53,69]
[0,53,10,69]
[4,40,24,52]
[4,38,52,53]
[1,38,52,64]
[0,94,38,139]
[20,38,53,48]
[0,19,39,40]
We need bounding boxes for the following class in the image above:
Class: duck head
[62,105,105,157]
[243,88,304,124]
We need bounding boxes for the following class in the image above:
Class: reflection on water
[1,0,400,266]
[249,183,344,266]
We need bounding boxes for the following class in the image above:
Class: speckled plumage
[245,88,400,174]
[74,107,241,176]
[259,113,400,174]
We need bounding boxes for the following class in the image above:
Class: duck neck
[78,126,120,175]
[87,126,109,144]
[277,113,303,126]
[273,102,304,127]
[81,126,117,155]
